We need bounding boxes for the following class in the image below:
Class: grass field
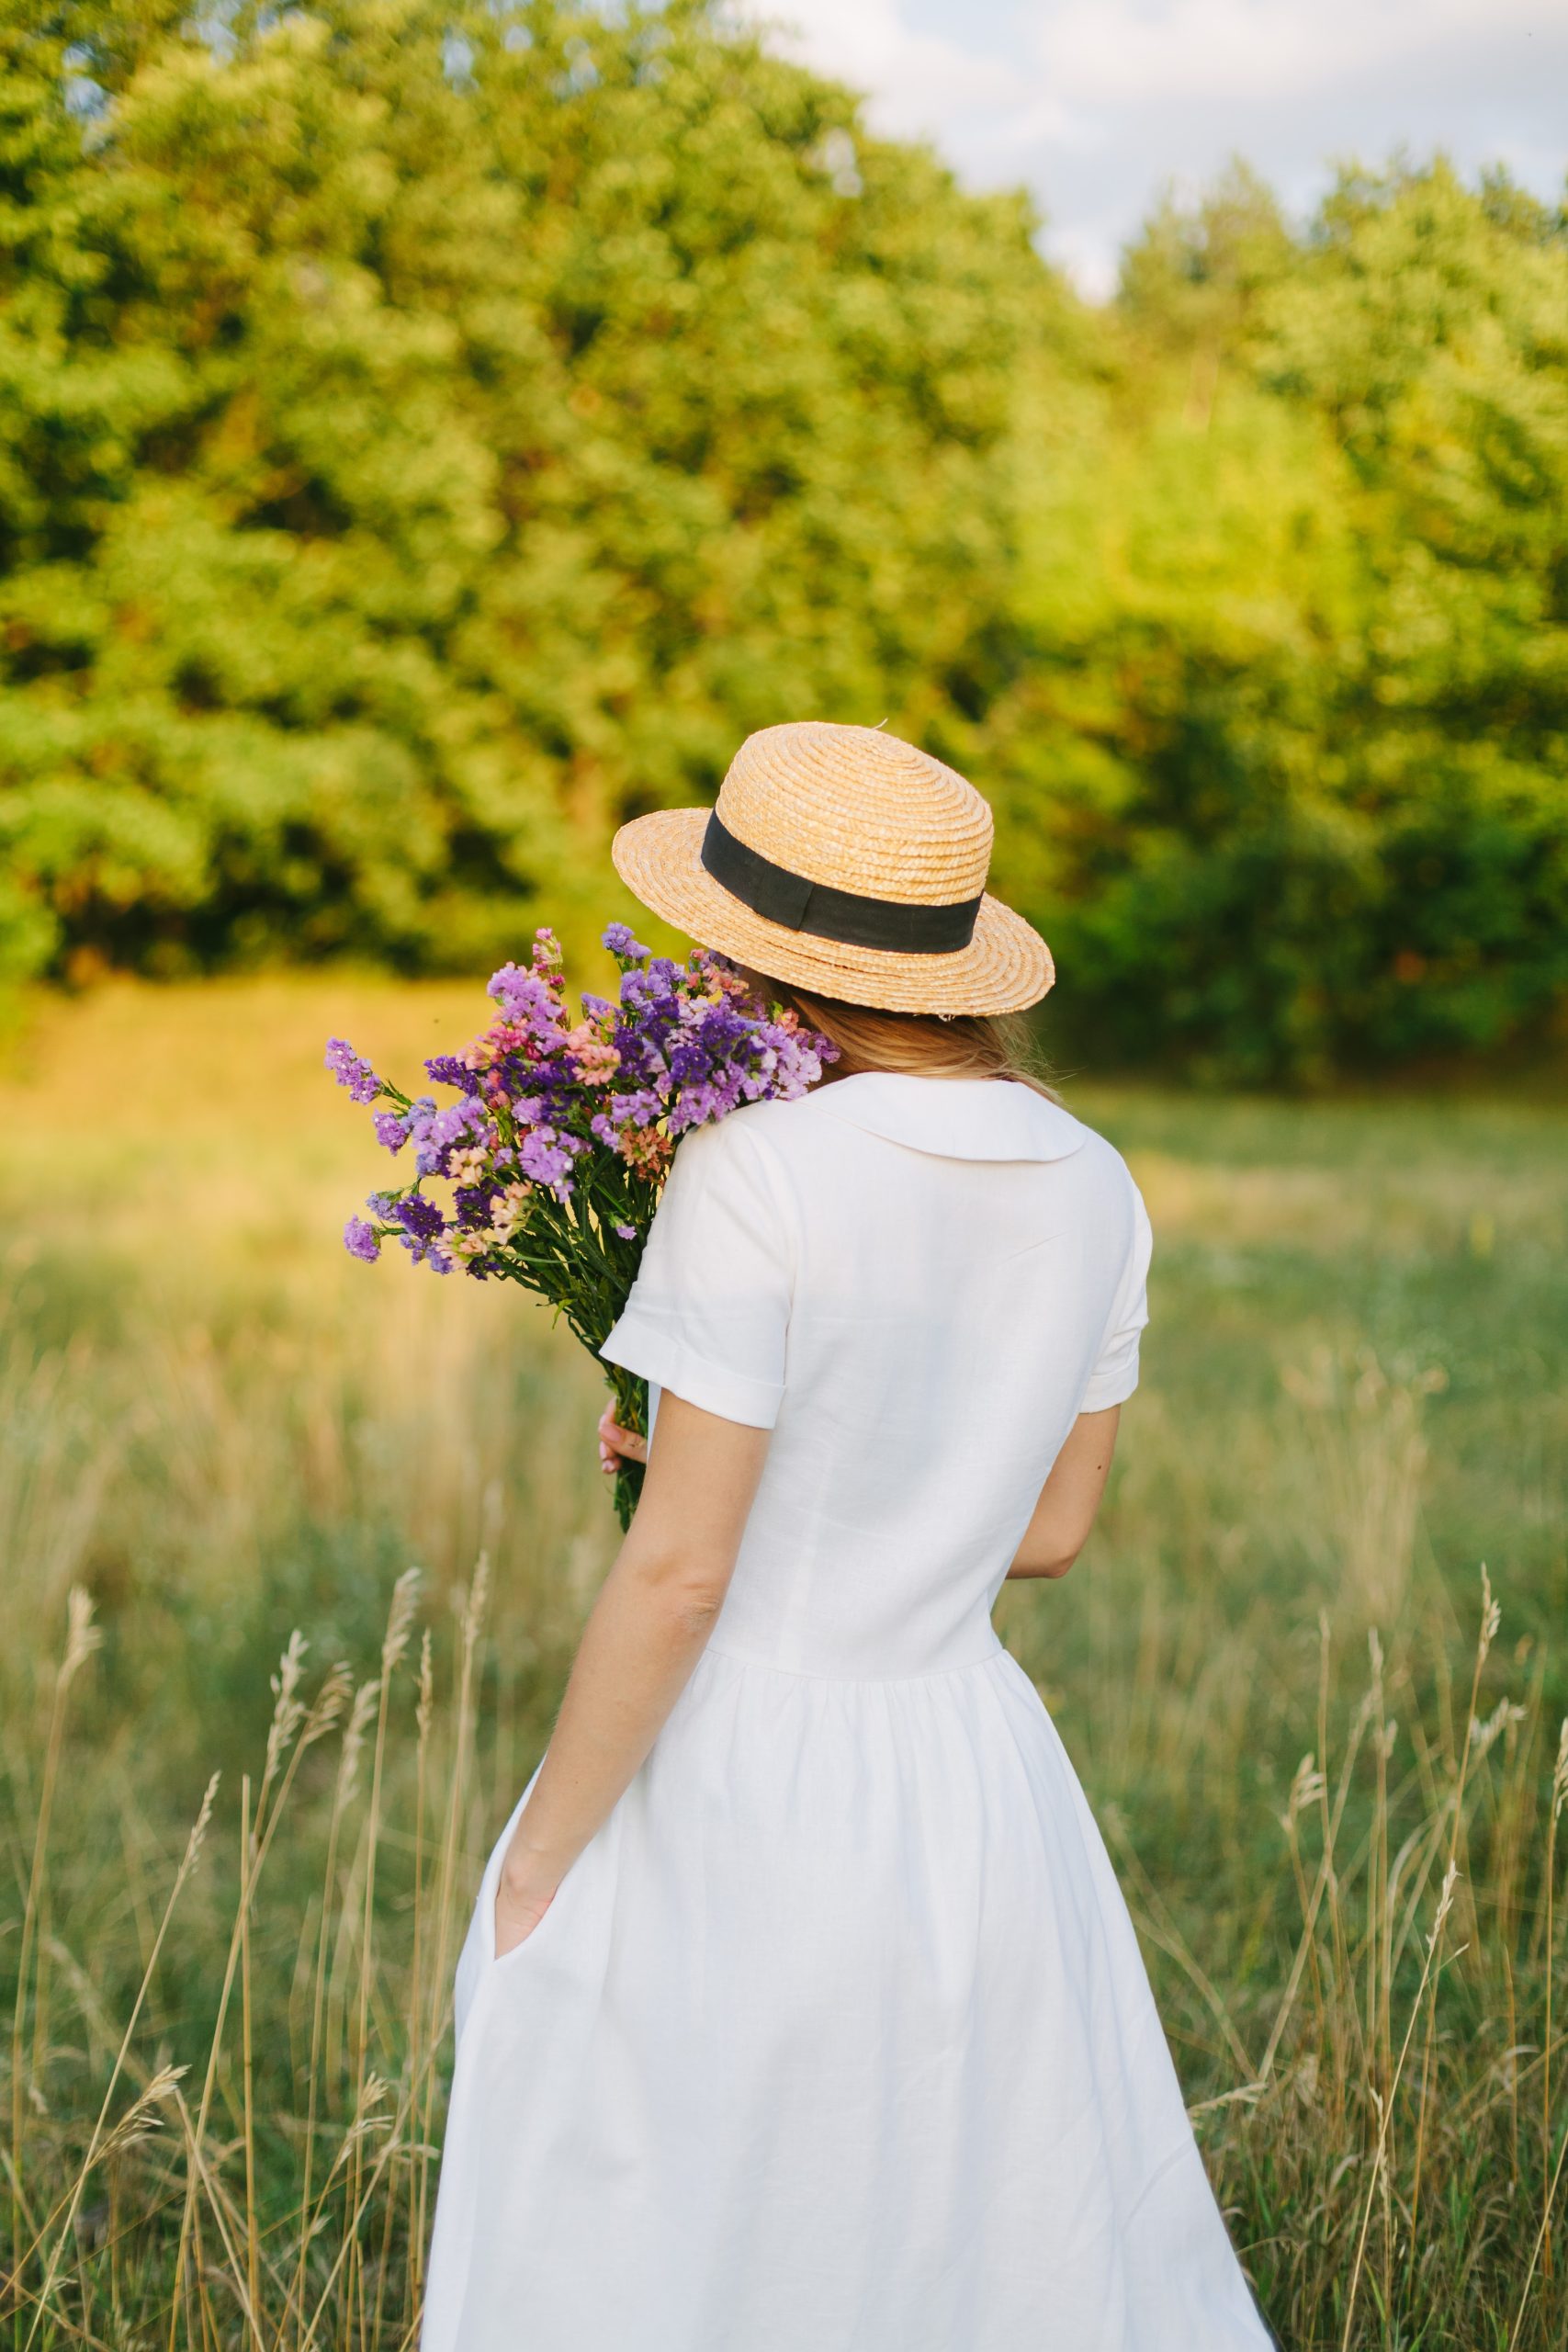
[3,977,1566,2349]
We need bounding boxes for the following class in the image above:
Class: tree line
[2,0,1564,1079]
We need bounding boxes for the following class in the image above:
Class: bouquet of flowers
[326,924,835,1527]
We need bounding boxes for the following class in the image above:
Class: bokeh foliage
[0,0,1055,973]
[1,3,1565,1079]
[1008,164,1568,1082]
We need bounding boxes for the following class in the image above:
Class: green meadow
[2,978,1566,2347]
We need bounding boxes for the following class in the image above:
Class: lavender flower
[603,920,651,963]
[518,1125,581,1202]
[453,1182,501,1227]
[608,1087,665,1127]
[424,1054,481,1095]
[486,960,567,1047]
[326,924,835,1524]
[325,1038,383,1103]
[408,1093,491,1176]
[392,1193,446,1242]
[386,1193,453,1270]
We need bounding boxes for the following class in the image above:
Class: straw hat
[611,722,1054,1016]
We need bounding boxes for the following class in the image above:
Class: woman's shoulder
[670,1098,790,1172]
[672,1084,1142,1223]
[697,1075,1118,1178]
[661,1102,800,1227]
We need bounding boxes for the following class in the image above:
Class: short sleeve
[600,1116,793,1430]
[1080,1182,1152,1412]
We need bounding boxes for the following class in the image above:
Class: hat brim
[611,809,1054,1016]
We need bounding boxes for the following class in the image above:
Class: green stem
[604,1365,649,1532]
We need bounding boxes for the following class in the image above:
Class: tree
[0,0,1061,977]
[985,162,1568,1081]
[2,12,1563,1080]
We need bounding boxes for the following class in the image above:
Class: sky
[738,0,1568,296]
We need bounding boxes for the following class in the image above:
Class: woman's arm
[1006,1405,1121,1580]
[495,1393,768,1955]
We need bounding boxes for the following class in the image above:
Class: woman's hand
[597,1399,649,1477]
[494,1849,558,1959]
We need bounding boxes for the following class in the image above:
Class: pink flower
[617,1124,672,1180]
[565,1023,621,1083]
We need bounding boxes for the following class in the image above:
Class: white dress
[422,1075,1272,2351]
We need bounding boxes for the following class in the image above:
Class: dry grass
[1,979,1565,2347]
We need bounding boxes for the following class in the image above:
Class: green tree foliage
[992,163,1568,1081]
[0,0,1056,976]
[0,5,1564,1080]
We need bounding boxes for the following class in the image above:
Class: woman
[422,723,1271,2350]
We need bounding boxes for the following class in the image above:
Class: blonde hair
[746,973,1058,1102]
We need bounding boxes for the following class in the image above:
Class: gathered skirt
[421,1642,1272,2351]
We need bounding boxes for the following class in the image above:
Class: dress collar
[803,1072,1089,1164]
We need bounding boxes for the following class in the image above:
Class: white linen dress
[422,1074,1272,2351]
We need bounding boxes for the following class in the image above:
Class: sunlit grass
[2,978,1565,2347]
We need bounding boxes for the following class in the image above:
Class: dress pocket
[485,1848,579,1975]
[489,1887,559,1972]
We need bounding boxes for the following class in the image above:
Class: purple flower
[330,931,838,1332]
[602,921,650,963]
[666,1075,741,1133]
[392,1193,446,1242]
[407,1092,490,1176]
[385,1193,452,1269]
[486,961,567,1046]
[518,1125,581,1202]
[454,1182,501,1227]
[608,1087,664,1126]
[325,1037,383,1104]
[424,1054,481,1095]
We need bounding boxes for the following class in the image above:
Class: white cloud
[744,0,1020,134]
[737,0,1103,169]
[1031,0,1565,106]
[739,0,1568,293]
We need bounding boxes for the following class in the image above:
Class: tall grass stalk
[1409,1567,1500,2245]
[7,1588,99,2341]
[5,1010,1566,2350]
[1341,1860,1461,2348]
[290,1678,378,2352]
[6,1542,1565,2348]
[1544,1718,1568,2283]
[17,1774,216,2342]
[348,1572,420,2352]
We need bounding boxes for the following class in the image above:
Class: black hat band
[700,813,983,956]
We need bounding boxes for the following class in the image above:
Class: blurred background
[1,5,1564,2346]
